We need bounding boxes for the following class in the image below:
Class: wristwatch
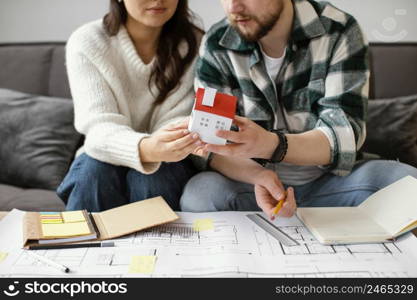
[252,130,288,166]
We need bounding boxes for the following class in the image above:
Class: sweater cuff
[137,137,161,174]
[104,131,161,174]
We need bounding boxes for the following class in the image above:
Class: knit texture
[66,20,196,174]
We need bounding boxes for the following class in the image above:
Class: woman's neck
[126,17,162,64]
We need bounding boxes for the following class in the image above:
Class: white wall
[190,0,417,43]
[0,0,108,42]
[0,0,416,43]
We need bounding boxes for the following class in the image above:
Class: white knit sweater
[66,20,196,174]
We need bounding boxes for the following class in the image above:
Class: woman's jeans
[57,153,196,212]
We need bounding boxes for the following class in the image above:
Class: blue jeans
[180,160,417,212]
[57,154,197,212]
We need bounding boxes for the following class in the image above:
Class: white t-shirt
[260,44,286,130]
[260,46,286,81]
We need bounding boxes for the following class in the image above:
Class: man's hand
[204,116,278,159]
[253,169,297,220]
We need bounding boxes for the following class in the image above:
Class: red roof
[194,88,237,119]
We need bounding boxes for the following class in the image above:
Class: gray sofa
[0,42,416,211]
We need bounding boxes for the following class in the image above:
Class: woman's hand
[139,119,203,163]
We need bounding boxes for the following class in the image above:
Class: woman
[57,0,204,212]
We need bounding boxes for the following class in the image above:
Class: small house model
[188,87,237,145]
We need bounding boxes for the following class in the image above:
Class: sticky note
[0,252,8,263]
[41,219,63,224]
[40,212,60,215]
[129,256,156,274]
[193,218,214,231]
[62,211,85,223]
[41,216,62,220]
[40,212,63,224]
[41,222,90,237]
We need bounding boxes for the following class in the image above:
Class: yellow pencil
[273,191,287,216]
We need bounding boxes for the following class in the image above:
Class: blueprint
[1,209,417,277]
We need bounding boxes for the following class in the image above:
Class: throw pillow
[0,88,81,190]
[362,94,417,167]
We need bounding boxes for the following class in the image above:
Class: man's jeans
[57,153,196,212]
[180,160,417,212]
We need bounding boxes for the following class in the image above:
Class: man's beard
[230,10,281,42]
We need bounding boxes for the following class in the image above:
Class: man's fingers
[274,177,286,193]
[204,143,241,156]
[264,177,286,201]
[233,115,248,128]
[278,187,297,218]
[254,184,277,218]
[215,130,243,143]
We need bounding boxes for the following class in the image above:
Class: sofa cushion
[0,184,65,211]
[370,44,417,99]
[0,88,81,190]
[362,94,417,167]
[48,46,71,99]
[0,45,54,95]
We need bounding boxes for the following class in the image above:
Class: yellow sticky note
[0,252,8,263]
[41,222,90,237]
[41,219,63,224]
[129,256,157,274]
[193,218,214,232]
[62,211,85,223]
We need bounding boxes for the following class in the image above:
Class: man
[181,0,417,219]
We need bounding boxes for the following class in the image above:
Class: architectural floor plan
[0,210,416,277]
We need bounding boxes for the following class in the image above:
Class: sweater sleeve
[66,49,161,174]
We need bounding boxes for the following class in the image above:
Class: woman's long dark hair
[103,0,203,104]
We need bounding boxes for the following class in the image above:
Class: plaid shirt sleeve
[315,17,370,176]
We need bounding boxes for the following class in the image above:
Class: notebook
[23,196,179,249]
[296,176,417,245]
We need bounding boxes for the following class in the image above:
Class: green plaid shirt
[195,0,370,177]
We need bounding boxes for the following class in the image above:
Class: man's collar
[291,0,326,41]
[219,0,326,51]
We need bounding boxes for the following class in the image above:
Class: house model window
[188,87,237,145]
